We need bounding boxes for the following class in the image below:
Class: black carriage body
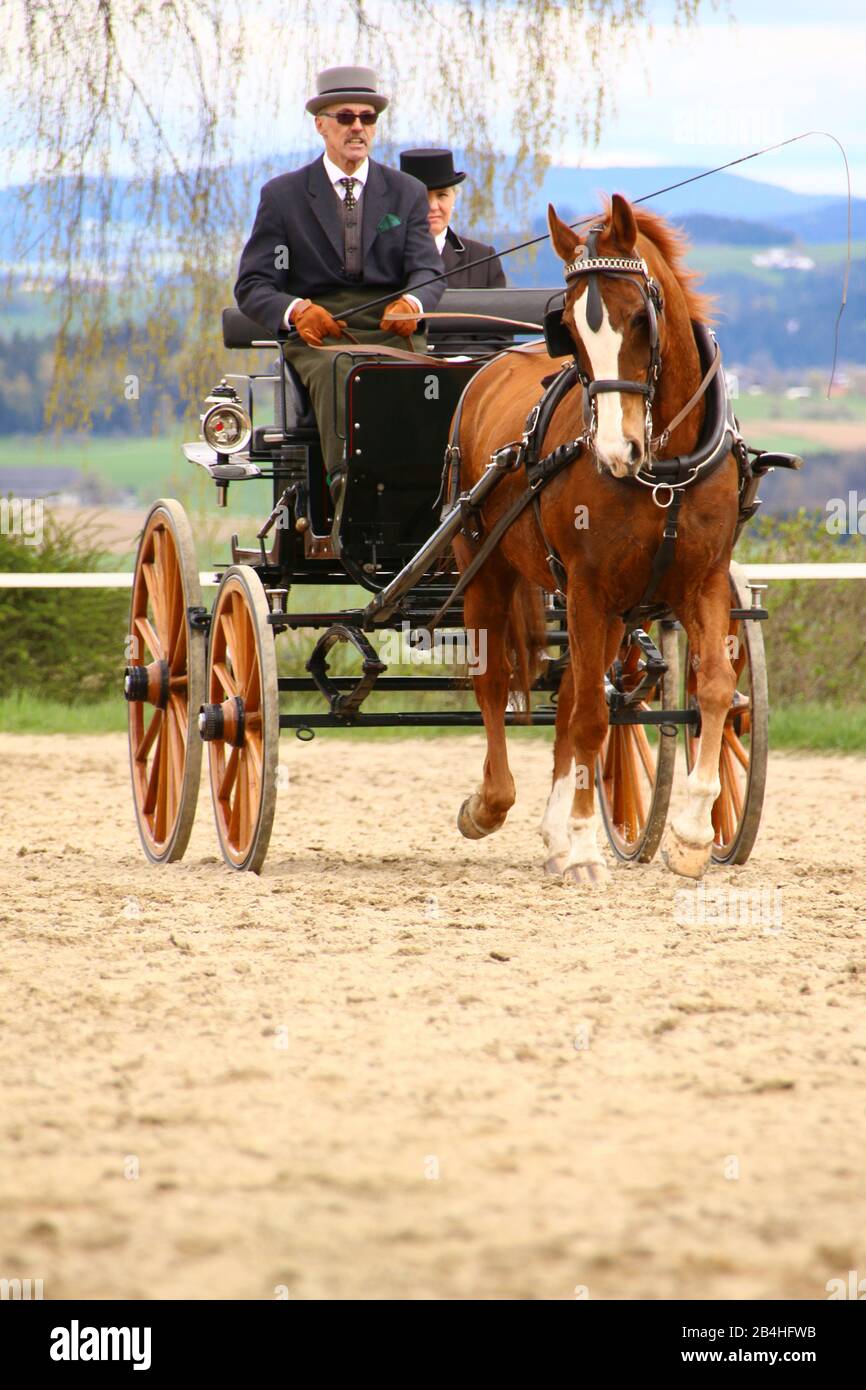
[183,287,794,740]
[339,357,478,574]
[214,288,554,588]
[183,288,570,736]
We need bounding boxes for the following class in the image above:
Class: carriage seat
[221,307,316,431]
[278,357,315,429]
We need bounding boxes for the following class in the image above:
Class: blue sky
[546,0,862,194]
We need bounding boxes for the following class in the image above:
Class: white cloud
[552,22,862,195]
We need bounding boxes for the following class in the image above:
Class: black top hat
[399,149,466,190]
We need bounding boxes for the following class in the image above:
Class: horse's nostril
[626,438,642,465]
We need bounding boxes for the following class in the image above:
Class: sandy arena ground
[1,733,864,1301]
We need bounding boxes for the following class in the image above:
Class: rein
[382,311,543,331]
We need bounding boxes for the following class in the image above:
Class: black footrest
[305,623,386,719]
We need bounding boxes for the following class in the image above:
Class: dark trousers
[282,287,426,478]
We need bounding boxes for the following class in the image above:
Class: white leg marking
[541,767,576,859]
[562,812,605,871]
[673,764,721,847]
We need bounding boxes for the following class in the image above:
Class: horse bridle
[563,223,665,472]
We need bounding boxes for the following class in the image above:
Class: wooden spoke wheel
[684,562,769,864]
[596,621,679,862]
[202,565,278,873]
[127,499,206,864]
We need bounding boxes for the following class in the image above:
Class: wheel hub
[198,696,245,747]
[124,660,169,707]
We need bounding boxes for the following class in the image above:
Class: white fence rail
[1,564,865,589]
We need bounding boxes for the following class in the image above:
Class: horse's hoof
[544,853,569,877]
[661,823,712,880]
[562,859,610,888]
[457,795,501,840]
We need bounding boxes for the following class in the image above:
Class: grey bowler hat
[306,66,389,115]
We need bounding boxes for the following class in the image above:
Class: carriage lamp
[201,382,252,455]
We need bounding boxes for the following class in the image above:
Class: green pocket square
[377,213,402,232]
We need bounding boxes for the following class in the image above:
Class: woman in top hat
[399,149,506,289]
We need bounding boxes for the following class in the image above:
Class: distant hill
[533,165,864,234]
[774,200,859,244]
[677,214,795,246]
[1,159,863,260]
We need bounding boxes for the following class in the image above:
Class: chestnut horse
[453,193,739,885]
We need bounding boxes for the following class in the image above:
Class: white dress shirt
[323,152,370,197]
[434,229,448,254]
[284,155,422,327]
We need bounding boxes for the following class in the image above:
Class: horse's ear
[547,203,579,262]
[609,193,637,253]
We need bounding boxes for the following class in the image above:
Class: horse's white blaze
[673,765,721,847]
[570,292,628,470]
[541,767,576,858]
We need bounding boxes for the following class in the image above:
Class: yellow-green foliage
[0,507,128,700]
[737,509,865,704]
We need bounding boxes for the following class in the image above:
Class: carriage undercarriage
[124,288,797,875]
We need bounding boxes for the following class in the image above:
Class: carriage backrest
[221,289,560,353]
[337,357,480,567]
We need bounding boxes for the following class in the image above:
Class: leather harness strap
[651,340,722,452]
[432,319,738,629]
[428,363,586,628]
[619,488,683,626]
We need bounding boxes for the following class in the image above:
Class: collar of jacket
[445,226,465,253]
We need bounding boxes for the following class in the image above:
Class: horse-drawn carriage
[125,197,802,878]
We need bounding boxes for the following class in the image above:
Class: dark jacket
[234,156,446,333]
[440,227,507,288]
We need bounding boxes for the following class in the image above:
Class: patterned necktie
[339,177,357,210]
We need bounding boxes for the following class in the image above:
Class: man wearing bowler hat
[234,66,445,504]
[399,149,507,289]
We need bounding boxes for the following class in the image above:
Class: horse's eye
[631,310,649,331]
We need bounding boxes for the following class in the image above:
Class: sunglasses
[320,110,378,127]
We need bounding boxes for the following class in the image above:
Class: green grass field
[0,432,272,521]
[732,392,866,424]
[689,239,866,278]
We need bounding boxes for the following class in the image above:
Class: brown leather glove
[380,296,420,338]
[291,300,346,347]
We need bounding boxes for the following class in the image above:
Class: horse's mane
[605,202,714,324]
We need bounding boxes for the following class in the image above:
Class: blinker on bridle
[563,224,666,471]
